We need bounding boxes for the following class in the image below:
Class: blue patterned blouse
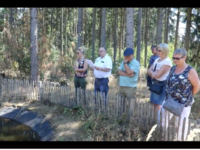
[165,65,193,107]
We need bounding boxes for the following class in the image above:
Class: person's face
[156,48,164,57]
[98,48,106,57]
[151,48,157,55]
[172,54,186,65]
[76,50,82,58]
[124,55,132,62]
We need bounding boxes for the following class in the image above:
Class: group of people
[73,46,112,106]
[147,43,200,141]
[73,43,200,141]
[73,46,140,108]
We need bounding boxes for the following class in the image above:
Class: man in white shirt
[90,47,113,106]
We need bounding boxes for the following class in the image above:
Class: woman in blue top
[161,48,200,141]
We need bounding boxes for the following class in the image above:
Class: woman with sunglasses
[161,48,200,141]
[147,43,173,124]
[73,46,88,105]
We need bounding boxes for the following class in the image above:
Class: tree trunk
[184,7,192,51]
[136,8,142,63]
[92,8,96,61]
[101,8,106,47]
[126,8,134,48]
[113,8,118,65]
[77,8,83,47]
[30,8,38,82]
[164,7,170,43]
[98,8,102,48]
[144,8,148,68]
[9,8,14,25]
[60,7,63,56]
[157,8,164,44]
[174,8,180,50]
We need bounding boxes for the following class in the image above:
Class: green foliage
[49,45,60,64]
[63,106,85,120]
[112,57,123,74]
[58,55,74,81]
[17,54,31,77]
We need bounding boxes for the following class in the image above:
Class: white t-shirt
[93,54,112,78]
[152,57,172,81]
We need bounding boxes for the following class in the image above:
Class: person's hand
[123,58,129,63]
[152,72,157,79]
[94,66,99,70]
[89,67,94,71]
[128,72,135,77]
[75,72,80,76]
[129,73,135,77]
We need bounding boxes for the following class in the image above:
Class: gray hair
[173,48,187,57]
[99,46,107,51]
[157,43,169,57]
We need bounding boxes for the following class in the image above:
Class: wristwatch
[124,62,127,64]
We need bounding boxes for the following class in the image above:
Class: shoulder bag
[162,67,192,116]
[149,63,165,94]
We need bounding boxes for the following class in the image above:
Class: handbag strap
[165,67,175,99]
[167,66,175,85]
[153,63,157,72]
[151,63,157,82]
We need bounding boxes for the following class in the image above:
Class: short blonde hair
[157,43,169,57]
[77,46,87,54]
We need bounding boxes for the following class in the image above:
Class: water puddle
[0,117,41,141]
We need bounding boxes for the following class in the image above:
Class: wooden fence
[0,77,199,141]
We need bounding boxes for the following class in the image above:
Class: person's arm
[123,63,134,75]
[152,65,171,79]
[74,60,88,73]
[188,68,200,95]
[118,61,137,77]
[94,66,111,72]
[147,65,154,77]
[94,56,112,72]
[118,70,134,77]
[122,57,134,75]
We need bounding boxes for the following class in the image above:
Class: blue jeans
[94,78,109,106]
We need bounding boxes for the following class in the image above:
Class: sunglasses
[76,52,79,54]
[172,57,183,60]
[156,49,162,52]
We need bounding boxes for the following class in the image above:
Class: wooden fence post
[38,81,42,101]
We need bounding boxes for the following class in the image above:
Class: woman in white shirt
[147,43,172,123]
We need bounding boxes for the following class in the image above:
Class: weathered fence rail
[0,77,199,141]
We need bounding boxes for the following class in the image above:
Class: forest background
[0,7,200,142]
[0,7,199,83]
